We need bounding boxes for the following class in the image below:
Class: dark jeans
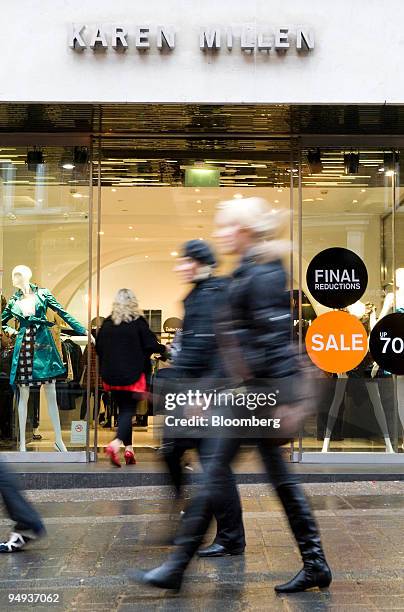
[111,391,139,446]
[162,436,246,550]
[0,461,44,533]
[177,439,297,553]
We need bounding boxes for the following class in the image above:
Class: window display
[0,144,90,456]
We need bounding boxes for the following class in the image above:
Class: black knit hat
[182,240,217,267]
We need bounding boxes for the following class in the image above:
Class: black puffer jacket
[225,255,296,379]
[173,275,228,377]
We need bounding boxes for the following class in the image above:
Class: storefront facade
[1,1,404,463]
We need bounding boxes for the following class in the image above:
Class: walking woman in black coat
[96,289,166,467]
[139,198,332,593]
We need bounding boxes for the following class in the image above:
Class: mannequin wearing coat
[1,265,87,452]
[376,267,404,449]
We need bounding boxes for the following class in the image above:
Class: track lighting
[344,152,360,175]
[383,151,398,175]
[26,147,44,171]
[307,148,322,174]
[73,146,89,165]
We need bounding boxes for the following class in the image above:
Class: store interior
[1,123,404,456]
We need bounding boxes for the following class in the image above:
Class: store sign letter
[69,24,314,54]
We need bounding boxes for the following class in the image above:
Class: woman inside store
[96,289,166,467]
[138,197,332,594]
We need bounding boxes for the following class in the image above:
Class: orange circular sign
[305,311,368,373]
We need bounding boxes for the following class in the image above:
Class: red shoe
[105,445,121,467]
[124,450,136,465]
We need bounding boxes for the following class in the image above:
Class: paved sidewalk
[0,482,402,611]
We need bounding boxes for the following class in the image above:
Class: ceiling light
[233,193,243,199]
[277,188,283,193]
[128,226,133,230]
[344,152,360,174]
[315,197,324,201]
[145,255,149,259]
[134,237,139,240]
[195,188,200,193]
[361,189,366,193]
[72,192,83,199]
[98,231,105,235]
[274,199,279,204]
[37,198,43,203]
[197,209,203,213]
[69,236,75,241]
[352,199,358,204]
[112,188,117,192]
[196,199,202,204]
[170,251,178,257]
[199,237,204,240]
[62,162,75,170]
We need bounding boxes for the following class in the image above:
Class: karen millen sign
[69,24,314,53]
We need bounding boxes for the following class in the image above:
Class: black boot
[274,483,332,593]
[140,549,191,591]
[138,493,211,592]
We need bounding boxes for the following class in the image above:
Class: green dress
[1,284,86,387]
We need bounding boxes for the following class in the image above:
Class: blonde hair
[215,197,290,261]
[111,289,142,325]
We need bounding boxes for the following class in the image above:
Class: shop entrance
[89,132,296,461]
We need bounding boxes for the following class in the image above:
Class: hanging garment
[56,338,85,410]
[1,283,86,387]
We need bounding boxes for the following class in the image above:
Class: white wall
[1,0,404,104]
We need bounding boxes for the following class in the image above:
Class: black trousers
[0,461,44,533]
[111,391,139,446]
[176,439,297,553]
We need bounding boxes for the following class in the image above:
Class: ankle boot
[141,549,192,591]
[274,483,332,593]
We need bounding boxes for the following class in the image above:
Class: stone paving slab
[0,483,402,611]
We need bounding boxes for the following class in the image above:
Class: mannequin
[321,300,394,453]
[377,267,404,447]
[1,265,87,452]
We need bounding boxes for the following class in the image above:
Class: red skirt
[103,373,146,393]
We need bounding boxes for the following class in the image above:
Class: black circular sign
[163,317,183,333]
[306,247,368,308]
[369,313,404,375]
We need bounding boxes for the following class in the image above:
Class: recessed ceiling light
[195,188,200,193]
[197,209,203,213]
[111,188,117,192]
[274,199,279,204]
[315,197,324,201]
[128,225,133,230]
[277,188,283,193]
[352,199,358,204]
[199,237,204,240]
[233,193,243,199]
[62,163,75,170]
[134,237,139,240]
[196,199,202,204]
[99,231,105,235]
[145,255,149,259]
[170,251,178,257]
[69,236,75,241]
[361,189,366,193]
[72,192,83,199]
[37,198,43,203]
